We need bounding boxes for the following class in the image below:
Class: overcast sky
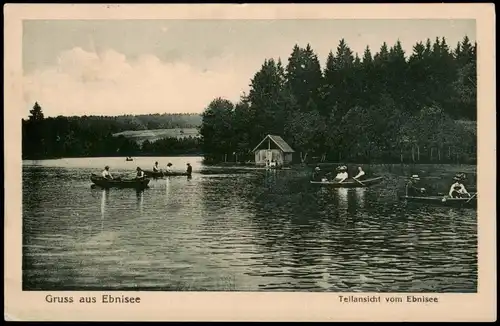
[23,19,475,117]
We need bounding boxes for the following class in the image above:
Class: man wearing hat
[448,173,470,198]
[406,174,427,196]
[101,166,114,180]
[136,167,145,179]
[312,165,322,181]
[333,165,349,183]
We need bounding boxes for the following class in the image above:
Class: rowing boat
[143,170,191,178]
[309,176,383,188]
[400,194,477,208]
[90,173,150,189]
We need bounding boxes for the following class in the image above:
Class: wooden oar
[466,192,477,203]
[352,177,366,187]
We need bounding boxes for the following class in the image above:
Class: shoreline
[22,153,204,160]
[21,156,478,170]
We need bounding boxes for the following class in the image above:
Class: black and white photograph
[4,3,496,322]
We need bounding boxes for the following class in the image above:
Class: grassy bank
[112,128,200,144]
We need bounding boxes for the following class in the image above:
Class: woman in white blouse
[353,166,366,180]
[333,165,349,183]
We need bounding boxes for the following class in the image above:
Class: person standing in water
[186,163,193,176]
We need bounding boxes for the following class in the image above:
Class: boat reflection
[354,188,366,209]
[136,189,144,215]
[263,170,278,188]
[165,177,171,200]
[337,188,349,209]
[334,188,349,220]
[100,189,110,231]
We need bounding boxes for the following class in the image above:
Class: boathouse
[252,134,295,166]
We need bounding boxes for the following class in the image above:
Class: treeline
[41,112,201,131]
[200,36,477,164]
[141,137,202,156]
[22,103,202,159]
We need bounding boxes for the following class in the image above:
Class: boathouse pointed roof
[252,134,295,153]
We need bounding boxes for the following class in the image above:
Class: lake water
[22,156,477,292]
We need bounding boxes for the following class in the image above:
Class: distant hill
[113,128,200,144]
[110,113,202,130]
[27,113,203,132]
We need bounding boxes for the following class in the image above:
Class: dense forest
[22,105,202,159]
[22,36,477,163]
[200,36,477,164]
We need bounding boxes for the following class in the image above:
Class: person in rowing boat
[165,163,173,173]
[153,161,160,173]
[101,166,114,180]
[353,166,366,181]
[406,174,427,196]
[448,173,470,198]
[312,166,322,181]
[136,167,145,179]
[186,163,193,176]
[333,165,349,183]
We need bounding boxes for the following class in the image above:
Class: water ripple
[22,161,477,292]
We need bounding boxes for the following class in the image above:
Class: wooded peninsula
[22,36,476,164]
[22,111,202,159]
[200,36,477,165]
